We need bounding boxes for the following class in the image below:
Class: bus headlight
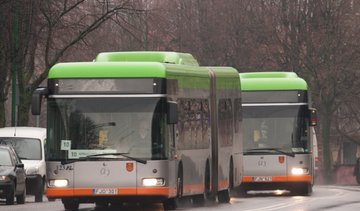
[291,168,309,175]
[49,179,69,187]
[142,178,165,187]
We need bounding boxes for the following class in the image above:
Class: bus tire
[192,194,205,206]
[217,189,230,203]
[177,164,183,198]
[291,183,312,196]
[163,198,177,210]
[302,183,313,196]
[163,164,183,210]
[218,160,233,203]
[204,161,214,201]
[236,184,248,197]
[62,198,80,211]
[193,161,211,206]
[95,201,109,208]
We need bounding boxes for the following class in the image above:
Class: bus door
[73,161,137,195]
[244,154,287,182]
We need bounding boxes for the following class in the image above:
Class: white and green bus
[238,72,317,196]
[32,51,243,210]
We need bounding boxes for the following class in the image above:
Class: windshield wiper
[61,153,147,165]
[245,148,295,157]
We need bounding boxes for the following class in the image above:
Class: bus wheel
[218,189,230,203]
[291,183,312,196]
[236,184,248,197]
[163,198,177,210]
[301,183,313,196]
[204,162,215,201]
[192,194,205,206]
[163,165,183,210]
[177,165,183,198]
[95,201,109,208]
[62,198,80,211]
[218,162,232,203]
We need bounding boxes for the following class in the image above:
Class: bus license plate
[252,176,272,182]
[93,188,118,195]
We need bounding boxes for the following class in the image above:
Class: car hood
[21,159,41,168]
[21,160,41,168]
[0,166,14,176]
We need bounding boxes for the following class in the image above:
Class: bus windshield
[47,97,167,161]
[242,105,309,154]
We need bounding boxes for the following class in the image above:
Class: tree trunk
[17,89,32,126]
[321,103,333,184]
[0,100,6,127]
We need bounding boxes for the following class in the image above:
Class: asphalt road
[1,185,360,211]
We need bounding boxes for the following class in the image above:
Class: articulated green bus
[238,72,317,196]
[32,52,243,210]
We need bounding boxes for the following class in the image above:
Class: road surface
[1,185,360,211]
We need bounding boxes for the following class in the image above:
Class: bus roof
[48,62,169,78]
[240,72,308,91]
[48,52,240,90]
[95,51,199,66]
[48,52,201,79]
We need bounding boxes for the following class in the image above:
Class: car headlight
[291,168,309,175]
[26,166,40,175]
[49,179,68,188]
[0,175,10,182]
[142,178,165,187]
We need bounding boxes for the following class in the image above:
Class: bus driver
[128,120,151,157]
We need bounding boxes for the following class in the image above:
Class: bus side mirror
[31,87,48,115]
[309,108,317,126]
[167,101,178,124]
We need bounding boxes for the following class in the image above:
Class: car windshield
[0,138,41,160]
[0,149,12,166]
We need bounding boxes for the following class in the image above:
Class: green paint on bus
[95,51,199,66]
[240,72,308,91]
[48,52,240,90]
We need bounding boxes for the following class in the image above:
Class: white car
[0,127,46,202]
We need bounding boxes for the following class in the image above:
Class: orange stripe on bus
[218,179,229,190]
[47,180,230,198]
[137,187,175,197]
[242,175,312,183]
[183,184,204,195]
[47,187,174,198]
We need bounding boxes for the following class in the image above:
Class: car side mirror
[16,163,24,168]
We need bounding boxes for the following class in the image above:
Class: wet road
[1,185,360,211]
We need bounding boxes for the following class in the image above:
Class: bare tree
[245,0,360,182]
[3,0,143,126]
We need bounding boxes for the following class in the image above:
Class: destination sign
[242,91,307,103]
[48,78,165,94]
